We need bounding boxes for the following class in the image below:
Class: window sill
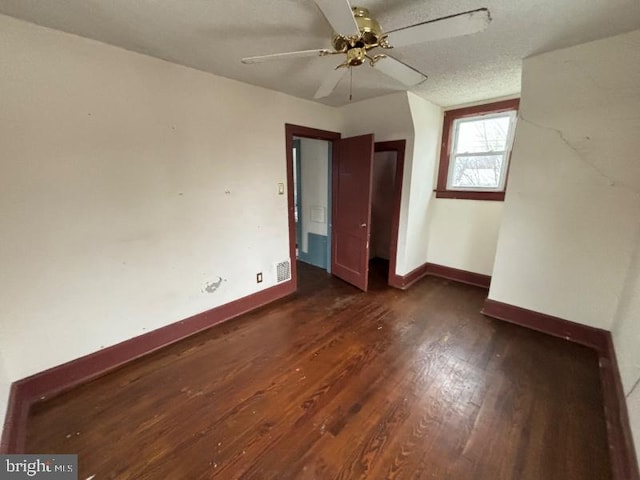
[434,190,505,201]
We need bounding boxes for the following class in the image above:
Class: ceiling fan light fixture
[347,47,366,66]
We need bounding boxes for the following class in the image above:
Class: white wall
[0,14,344,430]
[487,29,640,466]
[612,233,640,464]
[629,385,640,465]
[425,199,504,275]
[402,93,444,274]
[0,354,9,434]
[297,138,329,253]
[489,29,640,330]
[612,234,640,393]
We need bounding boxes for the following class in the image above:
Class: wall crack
[518,114,640,196]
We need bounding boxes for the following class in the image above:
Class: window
[436,99,519,201]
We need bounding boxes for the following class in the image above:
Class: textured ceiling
[1,0,639,107]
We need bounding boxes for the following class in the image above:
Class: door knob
[360,223,367,228]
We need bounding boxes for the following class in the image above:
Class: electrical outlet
[256,272,263,283]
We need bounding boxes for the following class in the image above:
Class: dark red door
[331,134,374,291]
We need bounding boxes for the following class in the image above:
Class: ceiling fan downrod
[332,7,392,68]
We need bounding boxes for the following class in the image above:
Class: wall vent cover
[276,260,291,283]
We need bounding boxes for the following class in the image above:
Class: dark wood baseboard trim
[482,299,639,480]
[481,299,608,351]
[424,263,491,289]
[390,262,491,290]
[0,281,295,454]
[389,263,430,290]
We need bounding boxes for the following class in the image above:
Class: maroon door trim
[284,124,341,288]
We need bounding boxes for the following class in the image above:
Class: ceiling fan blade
[242,49,331,64]
[314,67,348,99]
[386,8,491,48]
[313,0,360,36]
[373,56,427,87]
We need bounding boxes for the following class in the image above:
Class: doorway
[369,149,397,283]
[293,136,331,271]
[285,124,340,288]
[373,140,406,288]
[286,124,405,292]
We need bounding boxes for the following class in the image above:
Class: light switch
[278,183,285,195]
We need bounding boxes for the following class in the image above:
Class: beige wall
[0,354,9,435]
[401,93,444,274]
[488,29,640,462]
[612,237,640,393]
[425,199,504,275]
[612,235,640,464]
[0,13,344,429]
[296,138,329,254]
[630,385,640,465]
[489,29,640,329]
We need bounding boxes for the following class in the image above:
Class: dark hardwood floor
[26,261,611,479]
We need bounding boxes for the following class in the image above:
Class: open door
[331,134,375,291]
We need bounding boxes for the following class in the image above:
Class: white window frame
[446,110,518,192]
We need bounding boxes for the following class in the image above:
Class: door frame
[374,140,406,288]
[285,126,406,290]
[292,139,302,254]
[285,124,341,288]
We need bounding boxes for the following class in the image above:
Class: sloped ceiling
[0,0,639,107]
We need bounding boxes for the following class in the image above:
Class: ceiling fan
[241,0,491,100]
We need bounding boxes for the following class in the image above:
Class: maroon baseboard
[390,262,490,290]
[482,299,639,480]
[424,263,491,289]
[482,299,608,351]
[0,280,295,454]
[389,263,430,290]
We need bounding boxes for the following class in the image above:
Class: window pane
[455,115,511,154]
[450,155,505,189]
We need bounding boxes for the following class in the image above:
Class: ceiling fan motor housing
[331,7,383,52]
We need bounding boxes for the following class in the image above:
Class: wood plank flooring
[25,261,612,479]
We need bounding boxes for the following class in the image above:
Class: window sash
[446,110,517,192]
[448,154,507,191]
